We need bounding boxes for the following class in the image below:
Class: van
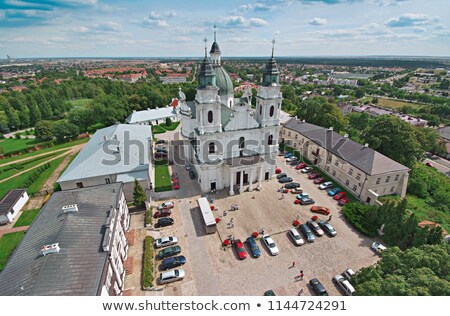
[299,224,315,243]
[333,274,356,296]
[289,228,304,246]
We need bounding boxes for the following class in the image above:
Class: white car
[159,269,185,285]
[158,201,175,210]
[155,236,178,248]
[371,242,387,254]
[343,268,355,280]
[289,228,305,246]
[286,156,297,162]
[301,167,313,173]
[333,274,356,296]
[319,181,333,190]
[263,234,279,256]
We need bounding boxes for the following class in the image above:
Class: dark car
[154,152,167,159]
[276,173,287,179]
[318,220,337,237]
[284,182,301,189]
[156,148,168,154]
[299,223,315,243]
[264,290,276,296]
[299,197,315,205]
[279,177,293,183]
[160,255,186,270]
[309,278,328,296]
[189,170,196,179]
[290,159,299,166]
[245,236,261,258]
[157,245,181,260]
[155,139,166,145]
[314,177,326,184]
[308,172,320,180]
[155,217,174,228]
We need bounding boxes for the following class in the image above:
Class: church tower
[256,39,283,127]
[196,38,222,135]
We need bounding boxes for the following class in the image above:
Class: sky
[0,0,449,58]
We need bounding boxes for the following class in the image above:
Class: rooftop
[125,106,177,124]
[0,183,123,296]
[0,189,27,216]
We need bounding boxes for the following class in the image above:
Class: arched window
[268,134,273,145]
[259,104,262,115]
[209,142,215,154]
[269,105,275,117]
[239,137,245,157]
[208,110,213,123]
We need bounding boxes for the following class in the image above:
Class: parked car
[299,224,315,243]
[284,152,293,158]
[155,217,174,228]
[158,201,174,210]
[308,172,320,180]
[234,239,248,260]
[155,145,167,151]
[264,290,276,296]
[319,181,333,190]
[309,278,328,296]
[276,173,287,179]
[295,162,307,169]
[296,193,309,200]
[245,236,261,258]
[263,235,279,255]
[314,177,326,184]
[285,182,300,189]
[189,170,196,179]
[279,177,293,183]
[185,163,192,171]
[301,167,313,173]
[155,139,166,144]
[154,152,167,159]
[318,220,337,237]
[333,274,355,296]
[299,197,315,205]
[157,245,181,260]
[156,148,168,154]
[172,179,180,190]
[171,172,178,180]
[333,191,346,200]
[371,242,387,254]
[343,268,355,280]
[290,187,303,194]
[425,162,433,167]
[286,156,297,162]
[327,188,343,196]
[159,269,185,285]
[289,228,305,246]
[160,255,186,270]
[338,197,351,206]
[307,221,324,236]
[310,205,331,215]
[289,159,300,165]
[155,236,178,248]
[153,209,172,218]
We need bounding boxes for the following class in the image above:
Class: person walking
[299,270,304,280]
[328,215,332,222]
[298,288,304,296]
[291,261,296,268]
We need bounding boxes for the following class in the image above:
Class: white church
[178,32,282,195]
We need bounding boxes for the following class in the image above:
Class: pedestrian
[328,215,332,222]
[281,193,285,199]
[230,218,234,223]
[299,270,304,280]
[296,214,300,220]
[298,288,304,296]
[260,228,265,235]
[292,261,296,268]
[252,195,255,199]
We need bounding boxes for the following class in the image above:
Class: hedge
[142,236,155,289]
[145,207,153,227]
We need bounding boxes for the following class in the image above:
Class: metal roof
[116,170,149,183]
[57,124,151,184]
[0,189,26,216]
[125,107,177,124]
[0,183,123,296]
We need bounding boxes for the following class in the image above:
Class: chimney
[40,243,60,256]
[364,143,369,148]
[103,135,108,141]
[62,204,78,213]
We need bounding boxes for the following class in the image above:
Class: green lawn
[154,160,172,192]
[0,138,88,166]
[0,231,26,271]
[67,98,92,107]
[152,125,166,134]
[13,208,40,228]
[0,138,46,155]
[161,121,180,131]
[0,152,59,181]
[377,98,424,110]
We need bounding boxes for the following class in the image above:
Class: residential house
[0,189,29,225]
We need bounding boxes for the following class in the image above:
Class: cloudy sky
[0,0,449,58]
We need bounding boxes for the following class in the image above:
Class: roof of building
[0,189,27,216]
[125,106,177,124]
[226,155,264,167]
[418,220,448,235]
[439,126,450,141]
[214,66,234,97]
[0,183,123,296]
[284,118,409,175]
[279,110,292,125]
[57,124,151,184]
[116,170,149,183]
[210,41,221,54]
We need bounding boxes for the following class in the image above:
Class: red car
[333,191,346,200]
[338,197,351,206]
[308,172,320,180]
[234,239,248,260]
[310,205,331,215]
[153,209,172,218]
[314,177,326,184]
[172,179,180,190]
[295,162,307,170]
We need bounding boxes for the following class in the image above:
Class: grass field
[154,160,172,192]
[161,121,180,131]
[0,152,59,181]
[13,208,40,228]
[0,138,88,166]
[67,98,92,107]
[152,125,166,134]
[0,231,25,271]
[0,138,45,155]
[377,98,424,110]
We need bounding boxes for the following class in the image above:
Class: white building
[125,105,179,125]
[0,183,130,296]
[179,34,281,194]
[57,124,152,201]
[0,189,29,225]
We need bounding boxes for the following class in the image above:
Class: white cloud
[137,11,172,28]
[369,0,409,6]
[309,17,328,26]
[386,13,438,27]
[218,15,269,28]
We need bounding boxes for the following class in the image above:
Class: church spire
[214,24,217,42]
[198,37,216,89]
[262,39,279,86]
[271,38,275,58]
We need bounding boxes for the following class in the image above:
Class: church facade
[178,34,282,195]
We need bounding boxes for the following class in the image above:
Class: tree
[0,96,20,129]
[26,94,42,125]
[355,88,365,99]
[52,121,79,143]
[9,94,30,128]
[165,117,172,126]
[67,107,94,132]
[34,120,54,141]
[414,128,446,155]
[296,97,347,132]
[133,179,146,208]
[362,115,422,168]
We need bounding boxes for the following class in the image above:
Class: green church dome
[214,66,233,97]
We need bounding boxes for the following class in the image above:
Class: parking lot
[148,154,380,296]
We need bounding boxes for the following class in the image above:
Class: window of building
[328,155,332,163]
[356,173,361,181]
[105,178,111,184]
[353,185,357,191]
[376,178,381,185]
[259,105,262,115]
[332,170,336,176]
[269,105,275,117]
[390,186,395,193]
[395,174,399,181]
[295,134,298,139]
[349,168,353,176]
[208,110,213,123]
[209,142,215,153]
[345,180,350,186]
[385,176,390,183]
[326,166,330,172]
[288,132,291,137]
[335,161,339,166]
[268,135,273,145]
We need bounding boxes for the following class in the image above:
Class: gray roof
[214,66,233,96]
[57,124,151,184]
[0,183,123,296]
[439,126,450,141]
[116,170,149,183]
[221,103,233,127]
[0,189,26,216]
[226,155,264,167]
[284,118,409,175]
[126,107,177,124]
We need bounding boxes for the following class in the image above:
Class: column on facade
[248,168,254,192]
[257,166,263,190]
[229,171,234,196]
[239,170,244,194]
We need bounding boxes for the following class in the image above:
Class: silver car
[159,269,185,284]
[289,228,305,246]
[263,234,279,255]
[155,236,178,248]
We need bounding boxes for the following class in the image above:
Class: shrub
[142,236,155,289]
[145,207,153,227]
